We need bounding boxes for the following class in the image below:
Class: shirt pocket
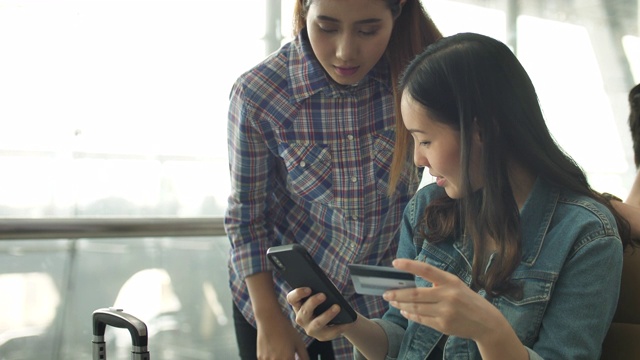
[373,129,402,195]
[497,270,557,345]
[278,142,334,204]
[413,245,467,288]
[373,129,419,196]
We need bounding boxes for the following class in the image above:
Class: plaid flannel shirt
[225,32,420,359]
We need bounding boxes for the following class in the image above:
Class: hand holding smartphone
[266,244,357,325]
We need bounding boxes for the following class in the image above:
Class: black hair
[629,83,640,168]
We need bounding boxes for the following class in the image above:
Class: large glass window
[427,0,639,196]
[1,1,637,217]
[0,0,271,218]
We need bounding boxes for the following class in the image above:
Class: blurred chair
[111,268,182,358]
[601,248,640,359]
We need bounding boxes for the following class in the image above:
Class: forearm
[344,315,390,360]
[246,272,312,359]
[475,313,528,360]
[626,170,640,207]
[610,200,640,239]
[245,271,287,324]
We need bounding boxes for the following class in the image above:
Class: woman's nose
[336,34,356,61]
[414,149,429,169]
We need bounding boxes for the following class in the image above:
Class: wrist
[475,314,527,359]
[255,308,289,327]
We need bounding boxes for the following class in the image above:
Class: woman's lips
[435,177,446,187]
[334,66,359,77]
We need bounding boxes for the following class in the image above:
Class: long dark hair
[394,32,632,297]
[629,83,640,168]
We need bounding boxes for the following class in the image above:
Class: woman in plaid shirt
[225,0,441,358]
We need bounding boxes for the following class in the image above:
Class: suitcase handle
[92,307,149,360]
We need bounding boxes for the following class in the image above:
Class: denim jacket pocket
[414,245,470,288]
[278,142,334,204]
[497,270,557,345]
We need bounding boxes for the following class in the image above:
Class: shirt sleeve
[530,235,623,358]
[225,79,278,280]
[353,318,406,360]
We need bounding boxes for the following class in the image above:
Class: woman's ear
[473,117,500,145]
[395,0,407,19]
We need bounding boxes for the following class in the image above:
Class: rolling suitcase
[92,307,150,360]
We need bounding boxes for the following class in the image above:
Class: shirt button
[350,176,357,183]
[300,161,306,168]
[351,215,359,220]
[347,134,354,141]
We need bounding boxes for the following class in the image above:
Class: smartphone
[348,264,416,296]
[266,244,357,325]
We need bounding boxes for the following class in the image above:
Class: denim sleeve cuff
[525,346,543,360]
[353,318,405,360]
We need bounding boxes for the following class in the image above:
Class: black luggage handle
[92,307,150,360]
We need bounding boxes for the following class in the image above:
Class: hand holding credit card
[349,264,416,296]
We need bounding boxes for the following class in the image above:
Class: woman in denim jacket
[287,33,635,359]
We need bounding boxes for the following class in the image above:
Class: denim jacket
[357,178,623,359]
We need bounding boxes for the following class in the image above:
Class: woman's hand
[255,308,309,360]
[286,287,355,341]
[288,288,393,359]
[246,271,310,360]
[383,258,502,342]
[383,259,528,359]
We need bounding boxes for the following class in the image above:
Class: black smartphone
[266,244,357,325]
[348,264,416,296]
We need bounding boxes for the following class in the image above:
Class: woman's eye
[318,24,338,33]
[419,141,431,147]
[359,27,379,36]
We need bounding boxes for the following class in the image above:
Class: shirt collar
[518,177,559,264]
[287,30,391,102]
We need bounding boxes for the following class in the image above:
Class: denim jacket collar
[519,177,559,265]
[452,177,557,268]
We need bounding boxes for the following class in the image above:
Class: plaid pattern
[225,33,420,359]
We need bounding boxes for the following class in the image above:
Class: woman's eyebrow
[407,128,427,135]
[316,15,382,25]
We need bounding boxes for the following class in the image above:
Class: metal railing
[0,217,234,359]
[0,217,226,240]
